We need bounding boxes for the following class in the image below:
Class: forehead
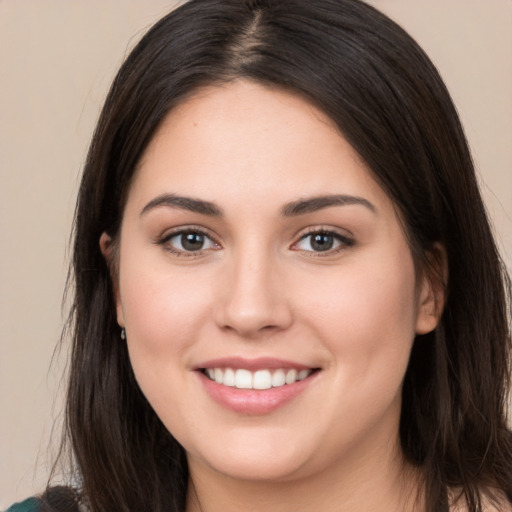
[129,80,391,214]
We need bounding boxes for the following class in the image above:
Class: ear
[99,232,125,328]
[415,244,448,335]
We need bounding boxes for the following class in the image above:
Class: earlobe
[415,244,448,335]
[99,232,113,261]
[99,232,125,328]
[415,292,441,334]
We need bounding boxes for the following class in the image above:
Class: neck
[186,439,425,512]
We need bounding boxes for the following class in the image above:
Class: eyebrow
[140,193,376,218]
[281,195,377,216]
[140,193,224,217]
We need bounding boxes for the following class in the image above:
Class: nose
[213,249,293,338]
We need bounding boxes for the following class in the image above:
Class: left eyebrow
[281,195,377,217]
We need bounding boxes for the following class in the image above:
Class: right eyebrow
[140,193,224,217]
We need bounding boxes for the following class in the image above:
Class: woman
[8,0,512,511]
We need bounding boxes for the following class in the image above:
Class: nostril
[214,302,294,338]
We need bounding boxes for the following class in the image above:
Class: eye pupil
[181,232,204,251]
[311,233,334,251]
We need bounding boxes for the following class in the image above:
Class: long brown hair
[47,1,512,510]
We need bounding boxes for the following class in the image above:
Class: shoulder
[5,497,41,512]
[5,487,84,512]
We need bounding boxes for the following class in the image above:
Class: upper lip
[195,357,316,372]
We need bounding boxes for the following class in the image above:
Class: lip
[194,357,320,415]
[194,356,313,372]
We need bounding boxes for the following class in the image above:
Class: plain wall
[1,1,511,507]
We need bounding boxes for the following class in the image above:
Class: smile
[202,367,313,390]
[195,357,321,414]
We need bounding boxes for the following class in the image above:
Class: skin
[101,80,443,512]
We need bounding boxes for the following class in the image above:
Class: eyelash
[156,227,221,258]
[292,228,355,257]
[156,226,354,258]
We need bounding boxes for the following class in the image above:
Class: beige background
[1,0,511,507]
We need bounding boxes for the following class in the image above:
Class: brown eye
[310,233,335,251]
[180,232,206,251]
[294,231,353,253]
[166,230,218,253]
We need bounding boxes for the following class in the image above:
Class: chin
[187,434,315,483]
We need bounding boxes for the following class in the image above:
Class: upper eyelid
[294,225,354,241]
[159,225,219,243]
[297,232,353,244]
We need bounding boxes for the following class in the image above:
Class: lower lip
[197,371,318,414]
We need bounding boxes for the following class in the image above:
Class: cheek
[303,254,417,335]
[298,252,418,442]
[117,249,214,385]
[297,248,418,389]
[118,257,214,435]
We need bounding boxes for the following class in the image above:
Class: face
[104,80,439,484]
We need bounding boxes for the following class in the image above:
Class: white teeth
[271,369,286,387]
[253,370,272,390]
[285,369,297,385]
[235,369,253,389]
[204,367,313,389]
[223,368,236,387]
[298,369,310,381]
